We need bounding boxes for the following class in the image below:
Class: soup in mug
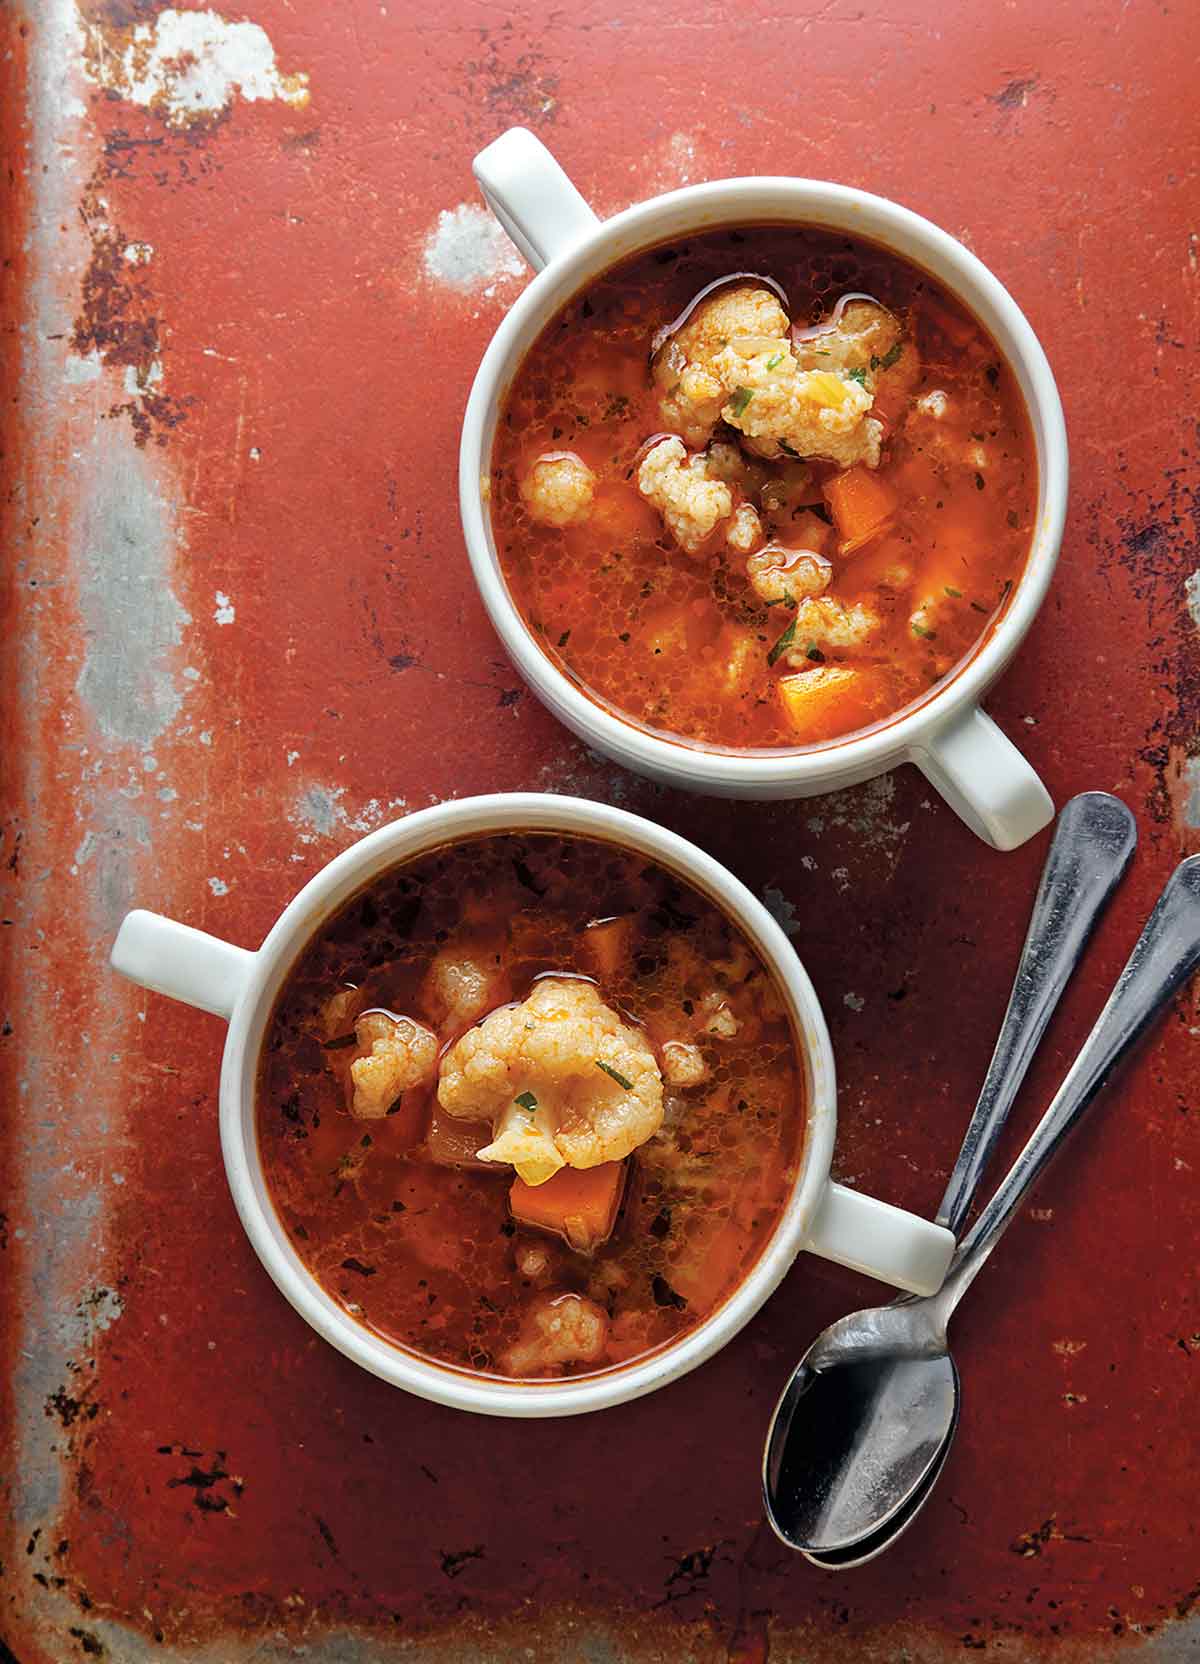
[257,833,805,1380]
[489,225,1036,750]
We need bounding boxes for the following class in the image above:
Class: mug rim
[459,174,1068,791]
[217,792,838,1416]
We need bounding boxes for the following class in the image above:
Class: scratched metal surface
[3,0,1200,1659]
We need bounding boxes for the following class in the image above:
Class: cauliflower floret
[655,285,791,445]
[315,984,362,1041]
[697,993,741,1039]
[793,298,902,376]
[660,1039,709,1087]
[500,1292,608,1378]
[703,439,770,496]
[637,436,734,555]
[348,1011,439,1120]
[725,502,764,555]
[673,284,791,364]
[421,945,501,1029]
[519,451,596,527]
[514,1241,563,1285]
[916,388,949,419]
[714,344,883,469]
[784,596,882,659]
[746,544,832,608]
[795,298,921,409]
[436,977,663,1185]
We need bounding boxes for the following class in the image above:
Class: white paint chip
[1182,756,1200,829]
[213,591,235,625]
[422,204,525,293]
[1186,569,1200,631]
[64,349,104,385]
[81,9,310,128]
[123,357,163,397]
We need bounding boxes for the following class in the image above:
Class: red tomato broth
[256,833,805,1381]
[489,225,1037,750]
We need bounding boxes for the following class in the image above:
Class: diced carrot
[778,665,889,743]
[823,466,899,554]
[509,1161,627,1254]
[425,1106,496,1170]
[580,915,634,981]
[925,302,976,351]
[669,1218,749,1310]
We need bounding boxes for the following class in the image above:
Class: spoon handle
[937,854,1200,1316]
[936,792,1137,1235]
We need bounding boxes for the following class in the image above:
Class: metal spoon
[787,791,1137,1568]
[765,851,1200,1562]
[762,792,1134,1563]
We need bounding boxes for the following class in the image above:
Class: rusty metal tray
[4,1,1199,1658]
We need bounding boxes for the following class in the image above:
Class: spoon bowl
[801,1405,959,1568]
[765,1349,957,1553]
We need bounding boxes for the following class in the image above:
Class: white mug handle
[912,704,1053,852]
[111,909,255,1021]
[806,1181,954,1297]
[473,127,600,273]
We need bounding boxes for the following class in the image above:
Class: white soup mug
[111,794,953,1417]
[460,129,1068,851]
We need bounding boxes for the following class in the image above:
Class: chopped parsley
[944,585,963,598]
[595,1060,634,1091]
[767,617,798,666]
[970,600,990,614]
[556,629,571,648]
[845,366,870,387]
[728,386,755,418]
[778,439,803,460]
[879,340,904,370]
[765,352,785,371]
[912,622,936,640]
[805,640,825,662]
[513,1091,538,1112]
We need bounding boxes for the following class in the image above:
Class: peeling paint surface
[422,203,526,293]
[80,7,309,127]
[4,0,1200,1661]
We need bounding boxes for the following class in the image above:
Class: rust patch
[990,75,1042,109]
[71,139,203,445]
[1091,460,1200,832]
[78,0,163,26]
[464,28,559,130]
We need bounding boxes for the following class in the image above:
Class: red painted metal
[3,0,1199,1658]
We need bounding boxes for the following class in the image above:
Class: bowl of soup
[110,794,953,1416]
[460,129,1067,850]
